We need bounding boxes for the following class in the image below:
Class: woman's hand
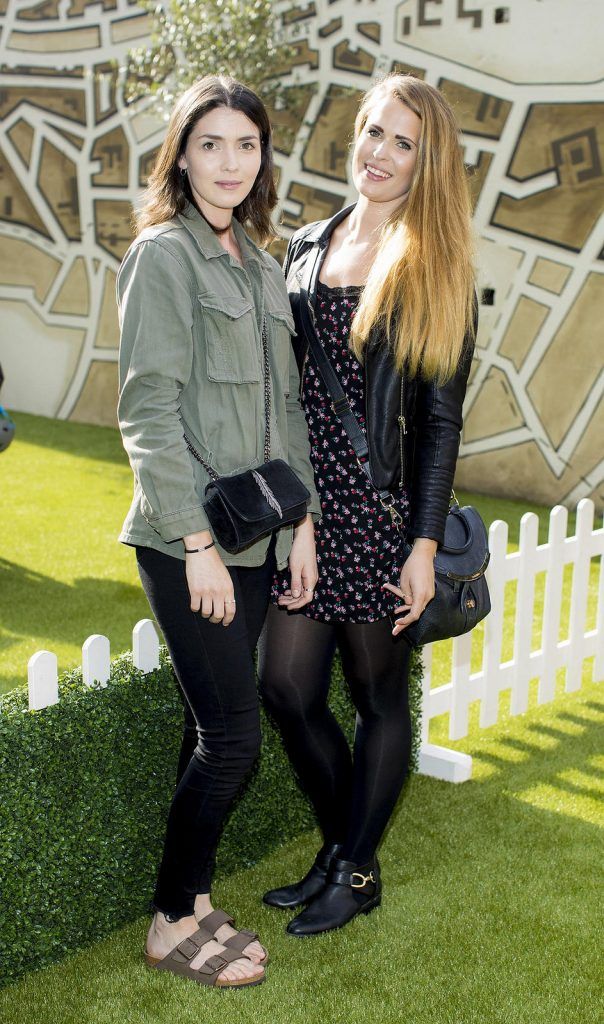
[278,514,318,611]
[382,538,437,637]
[183,531,236,626]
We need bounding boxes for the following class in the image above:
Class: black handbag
[184,314,310,554]
[399,501,490,646]
[296,242,490,646]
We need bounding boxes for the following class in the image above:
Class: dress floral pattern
[271,280,410,623]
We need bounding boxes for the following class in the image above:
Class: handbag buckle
[332,397,350,417]
[380,496,405,532]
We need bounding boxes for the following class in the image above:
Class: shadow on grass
[0,556,145,691]
[382,691,604,880]
[464,704,603,792]
[10,411,127,467]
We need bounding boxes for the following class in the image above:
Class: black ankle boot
[286,856,381,936]
[262,843,342,910]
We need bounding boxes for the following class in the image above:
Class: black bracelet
[184,540,215,553]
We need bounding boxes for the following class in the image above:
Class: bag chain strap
[261,314,271,463]
[184,312,272,479]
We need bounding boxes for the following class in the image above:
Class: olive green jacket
[116,202,320,568]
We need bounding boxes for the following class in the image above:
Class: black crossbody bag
[184,313,310,554]
[296,243,490,646]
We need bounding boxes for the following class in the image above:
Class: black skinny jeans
[136,539,275,920]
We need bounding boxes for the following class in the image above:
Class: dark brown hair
[136,75,278,245]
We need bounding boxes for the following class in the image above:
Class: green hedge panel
[0,647,422,985]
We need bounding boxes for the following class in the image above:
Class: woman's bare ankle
[193,892,212,919]
[148,911,198,948]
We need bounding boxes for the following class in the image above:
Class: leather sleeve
[283,224,320,278]
[409,302,478,545]
[283,235,314,376]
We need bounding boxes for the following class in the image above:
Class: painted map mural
[0,0,602,509]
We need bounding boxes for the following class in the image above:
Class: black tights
[257,605,412,865]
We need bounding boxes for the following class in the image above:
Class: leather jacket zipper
[398,377,406,488]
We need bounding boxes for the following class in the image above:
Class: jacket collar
[303,203,357,246]
[177,201,272,267]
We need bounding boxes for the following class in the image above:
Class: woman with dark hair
[258,74,477,936]
[117,75,319,986]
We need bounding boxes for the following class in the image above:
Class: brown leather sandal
[144,925,265,988]
[196,908,269,965]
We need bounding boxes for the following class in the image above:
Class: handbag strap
[296,243,406,533]
[184,313,272,481]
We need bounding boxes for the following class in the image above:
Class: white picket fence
[27,619,160,710]
[23,500,603,784]
[419,498,603,782]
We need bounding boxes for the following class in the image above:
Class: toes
[243,940,266,963]
[221,958,262,983]
[241,956,263,978]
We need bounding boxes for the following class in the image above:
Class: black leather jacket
[285,205,477,546]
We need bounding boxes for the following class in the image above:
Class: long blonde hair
[136,76,278,246]
[350,75,475,383]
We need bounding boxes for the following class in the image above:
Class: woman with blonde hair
[259,74,477,935]
[117,75,319,984]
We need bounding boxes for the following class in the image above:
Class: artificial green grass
[2,411,595,696]
[1,413,150,694]
[2,413,602,1020]
[1,677,601,1024]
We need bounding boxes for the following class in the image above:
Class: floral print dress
[271,280,410,623]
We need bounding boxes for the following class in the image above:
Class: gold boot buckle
[350,870,376,889]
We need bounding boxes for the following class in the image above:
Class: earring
[180,167,187,177]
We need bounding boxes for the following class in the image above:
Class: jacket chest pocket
[197,293,261,383]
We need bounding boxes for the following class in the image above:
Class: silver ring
[303,587,314,594]
[225,599,236,605]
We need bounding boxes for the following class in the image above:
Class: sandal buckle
[350,870,375,889]
[176,936,200,960]
[201,953,230,974]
